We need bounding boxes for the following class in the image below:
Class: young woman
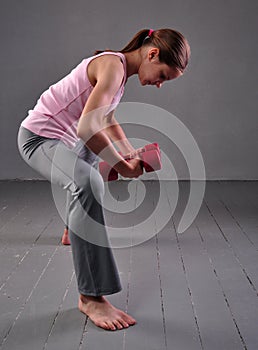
[17,28,190,331]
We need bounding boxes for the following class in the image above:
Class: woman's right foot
[61,228,71,245]
[78,295,136,331]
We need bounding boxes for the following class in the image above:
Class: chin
[138,76,145,86]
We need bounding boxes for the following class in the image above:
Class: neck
[123,49,142,78]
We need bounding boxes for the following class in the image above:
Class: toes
[113,320,124,330]
[106,321,116,331]
[117,318,129,328]
[127,317,136,325]
[95,321,109,330]
[120,312,136,325]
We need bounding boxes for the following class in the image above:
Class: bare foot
[61,228,70,245]
[78,295,136,331]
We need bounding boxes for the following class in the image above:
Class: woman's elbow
[77,125,101,144]
[77,114,103,142]
[77,126,91,142]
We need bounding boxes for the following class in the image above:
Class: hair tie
[143,29,154,44]
[148,29,154,37]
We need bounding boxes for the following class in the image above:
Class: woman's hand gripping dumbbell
[99,143,162,181]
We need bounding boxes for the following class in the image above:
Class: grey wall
[0,0,257,180]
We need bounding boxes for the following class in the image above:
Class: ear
[148,48,160,62]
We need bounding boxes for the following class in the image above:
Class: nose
[156,82,162,88]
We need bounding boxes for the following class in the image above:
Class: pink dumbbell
[99,143,162,181]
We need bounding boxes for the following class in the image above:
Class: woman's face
[138,48,183,88]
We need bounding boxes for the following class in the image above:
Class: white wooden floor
[0,180,258,350]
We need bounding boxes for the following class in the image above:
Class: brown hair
[95,28,190,72]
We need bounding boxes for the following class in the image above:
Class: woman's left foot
[78,295,136,331]
[61,228,71,245]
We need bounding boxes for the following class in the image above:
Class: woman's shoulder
[87,52,125,87]
[91,51,125,65]
[88,52,125,76]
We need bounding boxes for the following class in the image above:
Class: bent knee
[75,166,104,201]
[88,170,105,200]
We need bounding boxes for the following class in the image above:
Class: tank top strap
[88,51,127,86]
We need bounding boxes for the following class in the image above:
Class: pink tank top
[21,52,127,147]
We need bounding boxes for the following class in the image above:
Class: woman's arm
[104,111,135,155]
[77,55,142,178]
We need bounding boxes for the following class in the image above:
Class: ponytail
[120,29,151,53]
[94,28,190,72]
[94,29,150,55]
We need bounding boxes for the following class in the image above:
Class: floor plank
[1,244,74,350]
[196,200,258,350]
[155,182,202,350]
[43,273,87,350]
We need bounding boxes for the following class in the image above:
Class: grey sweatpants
[17,126,122,297]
